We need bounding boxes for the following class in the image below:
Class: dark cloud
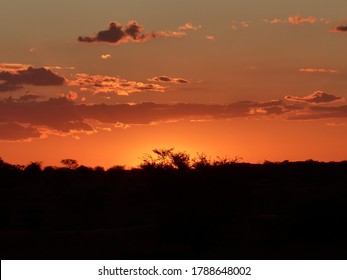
[331,25,347,32]
[0,66,65,92]
[124,20,146,39]
[78,21,185,45]
[289,105,347,120]
[250,105,287,115]
[247,100,304,116]
[175,79,190,84]
[153,76,171,82]
[0,98,265,141]
[78,21,139,43]
[149,76,189,84]
[0,122,41,141]
[0,97,94,141]
[0,83,22,92]
[285,91,344,104]
[18,93,41,102]
[0,97,302,142]
[1,95,345,141]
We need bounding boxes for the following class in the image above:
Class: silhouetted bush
[61,159,79,169]
[140,148,191,170]
[1,154,347,259]
[107,165,126,171]
[24,161,42,173]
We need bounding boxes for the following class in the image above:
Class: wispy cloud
[101,54,112,60]
[178,22,202,30]
[148,76,189,84]
[0,63,30,73]
[289,105,347,120]
[248,100,301,116]
[288,15,316,24]
[299,68,338,74]
[326,122,346,126]
[285,91,344,104]
[45,66,75,70]
[28,48,37,54]
[320,18,331,24]
[246,66,257,71]
[63,91,78,100]
[205,35,215,40]
[265,18,283,24]
[240,20,251,28]
[78,20,186,45]
[69,73,166,95]
[265,15,316,25]
[152,31,186,38]
[231,20,251,31]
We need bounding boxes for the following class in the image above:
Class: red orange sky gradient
[1,0,347,168]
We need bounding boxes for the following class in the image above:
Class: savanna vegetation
[1,149,347,259]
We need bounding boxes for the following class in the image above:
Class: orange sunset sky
[1,0,347,168]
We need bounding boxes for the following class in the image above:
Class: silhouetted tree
[212,155,242,166]
[191,153,212,169]
[0,157,17,171]
[171,150,191,170]
[94,166,105,172]
[140,148,191,170]
[15,164,25,171]
[24,161,42,172]
[61,159,79,169]
[1,153,347,260]
[43,166,56,172]
[107,165,126,171]
[76,165,92,172]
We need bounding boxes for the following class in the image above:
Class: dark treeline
[1,150,347,259]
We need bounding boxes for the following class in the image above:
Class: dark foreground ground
[1,161,347,259]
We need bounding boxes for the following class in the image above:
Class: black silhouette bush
[60,158,79,169]
[140,148,191,170]
[140,148,242,170]
[24,161,43,173]
[1,153,347,259]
